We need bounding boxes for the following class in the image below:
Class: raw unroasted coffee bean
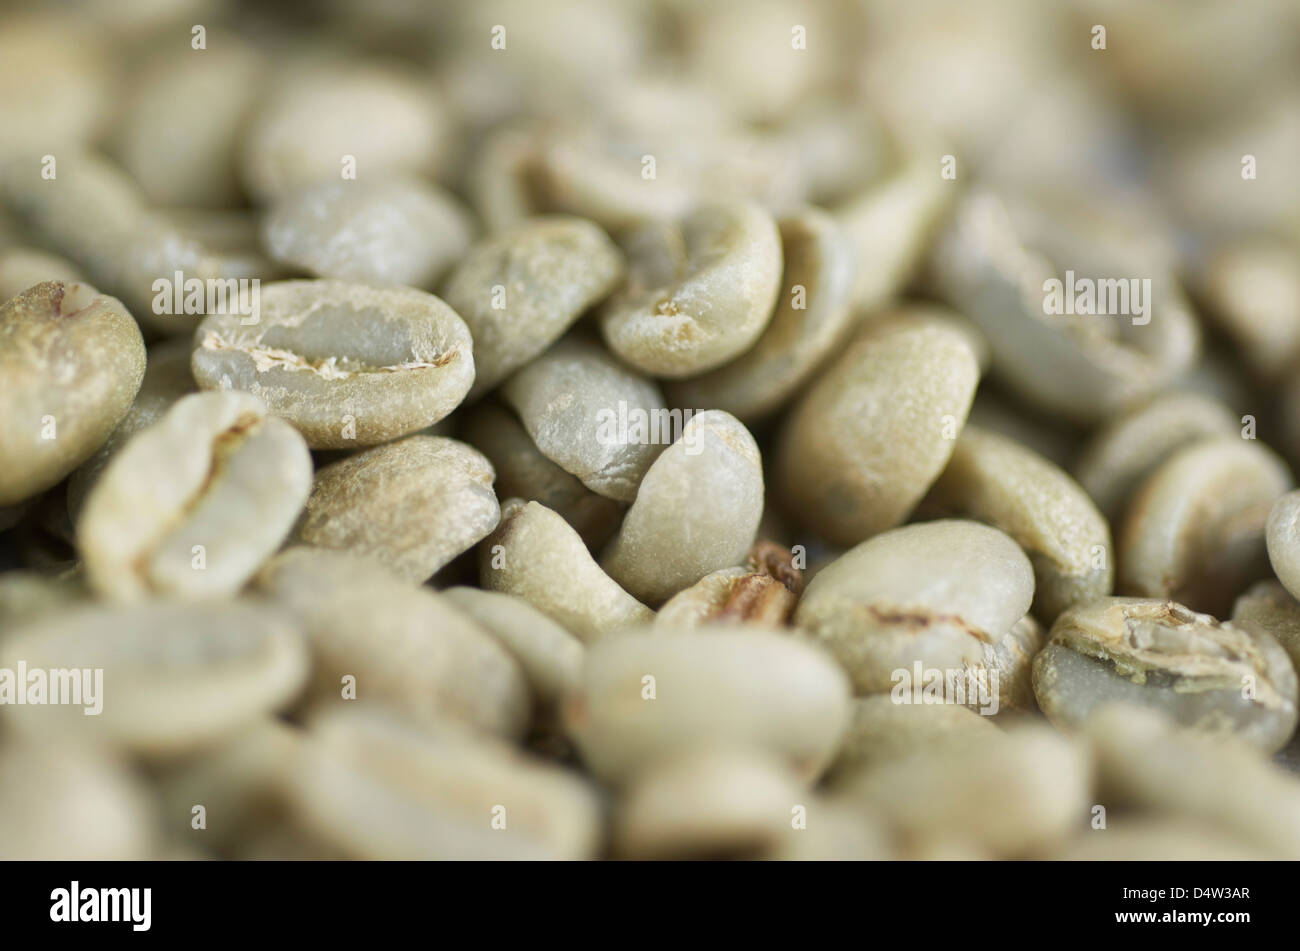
[1084,704,1300,859]
[289,709,601,860]
[776,315,979,547]
[499,334,666,502]
[0,741,156,860]
[257,548,530,739]
[793,520,1034,693]
[1199,240,1300,382]
[826,694,998,783]
[191,280,474,448]
[0,248,83,302]
[1073,391,1240,523]
[443,586,585,714]
[924,425,1113,622]
[458,399,622,549]
[601,410,764,605]
[598,201,782,377]
[293,436,499,583]
[77,392,311,600]
[613,748,806,860]
[66,337,198,520]
[480,499,652,643]
[263,179,473,289]
[0,12,112,149]
[564,625,851,784]
[1119,437,1291,616]
[0,282,145,506]
[1232,580,1300,672]
[839,724,1090,857]
[1267,489,1300,602]
[654,541,803,628]
[440,216,624,396]
[666,208,857,421]
[1033,597,1299,752]
[240,60,446,202]
[0,600,309,755]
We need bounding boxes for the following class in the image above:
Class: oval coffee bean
[289,709,601,860]
[191,280,474,449]
[440,216,624,397]
[1033,597,1299,752]
[0,247,83,302]
[1267,490,1300,603]
[1073,391,1239,524]
[1232,580,1300,673]
[256,548,530,739]
[1119,437,1292,616]
[598,200,782,378]
[263,178,473,289]
[924,425,1113,623]
[776,314,979,547]
[77,391,310,600]
[793,520,1034,693]
[499,334,667,502]
[0,282,145,505]
[480,499,652,643]
[293,435,499,584]
[825,694,998,784]
[0,600,309,755]
[601,410,764,605]
[665,207,857,422]
[563,625,851,785]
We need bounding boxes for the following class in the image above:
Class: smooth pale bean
[1119,437,1291,617]
[293,436,499,584]
[0,248,84,302]
[563,625,851,784]
[499,334,666,503]
[1199,241,1300,382]
[1267,490,1300,602]
[0,600,309,755]
[825,694,998,784]
[598,201,782,378]
[77,392,311,601]
[191,280,474,449]
[440,216,624,397]
[1232,580,1300,673]
[775,315,979,547]
[479,499,652,643]
[0,282,145,506]
[924,425,1113,623]
[1073,391,1240,523]
[1034,597,1299,752]
[289,709,601,860]
[264,179,473,289]
[256,548,530,739]
[793,520,1034,693]
[665,207,857,422]
[601,410,764,606]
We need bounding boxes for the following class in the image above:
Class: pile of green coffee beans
[2,0,1300,860]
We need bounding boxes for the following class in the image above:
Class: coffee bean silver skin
[191,280,475,449]
[440,216,624,398]
[794,519,1034,694]
[1033,597,1299,753]
[599,200,782,378]
[294,435,500,584]
[78,391,312,601]
[0,282,145,506]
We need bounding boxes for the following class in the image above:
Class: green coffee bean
[264,179,473,289]
[563,625,851,784]
[0,282,145,506]
[499,334,666,502]
[1119,437,1291,616]
[825,694,998,784]
[601,410,764,605]
[480,499,652,643]
[257,548,530,739]
[0,247,84,302]
[654,542,803,628]
[1232,580,1300,673]
[192,280,474,448]
[1033,597,1299,752]
[793,520,1034,693]
[598,201,782,378]
[665,207,857,422]
[293,435,499,584]
[1199,241,1300,382]
[924,425,1113,622]
[1267,489,1300,602]
[776,315,979,546]
[77,391,311,601]
[440,216,624,397]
